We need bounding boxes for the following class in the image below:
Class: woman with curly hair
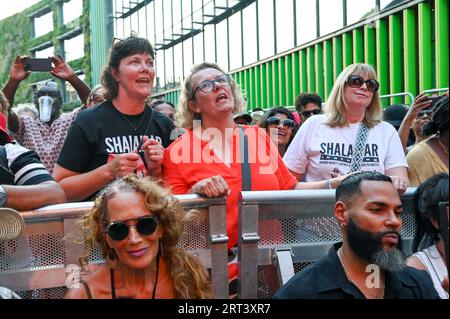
[66,175,213,299]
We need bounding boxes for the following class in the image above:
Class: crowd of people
[0,34,448,300]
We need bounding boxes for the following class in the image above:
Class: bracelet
[326,179,333,189]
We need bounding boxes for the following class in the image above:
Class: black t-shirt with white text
[57,100,174,177]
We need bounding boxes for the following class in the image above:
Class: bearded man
[274,171,439,299]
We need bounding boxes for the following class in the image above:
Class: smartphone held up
[23,58,53,72]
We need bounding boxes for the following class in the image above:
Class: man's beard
[346,217,406,272]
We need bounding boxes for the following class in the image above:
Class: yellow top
[406,140,448,186]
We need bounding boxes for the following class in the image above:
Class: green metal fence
[153,0,448,110]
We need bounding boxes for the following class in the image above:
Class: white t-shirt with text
[283,114,408,181]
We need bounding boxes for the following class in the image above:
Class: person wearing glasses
[258,107,298,157]
[295,93,323,125]
[65,175,213,299]
[54,36,174,201]
[406,173,449,299]
[284,63,409,193]
[406,96,449,186]
[163,62,352,296]
[86,85,106,108]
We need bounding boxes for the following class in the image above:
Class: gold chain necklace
[119,106,148,133]
[337,248,385,299]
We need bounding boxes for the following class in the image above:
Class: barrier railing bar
[238,203,260,299]
[208,204,229,299]
[380,92,415,104]
[422,87,448,95]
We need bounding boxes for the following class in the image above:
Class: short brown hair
[101,36,155,100]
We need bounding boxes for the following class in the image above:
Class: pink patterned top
[12,107,84,174]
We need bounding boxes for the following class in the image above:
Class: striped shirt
[3,142,54,185]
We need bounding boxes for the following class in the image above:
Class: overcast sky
[0,0,41,21]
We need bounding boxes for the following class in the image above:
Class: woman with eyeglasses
[163,62,353,296]
[65,175,213,299]
[284,63,409,193]
[54,36,175,201]
[86,85,106,108]
[406,96,449,186]
[258,107,298,157]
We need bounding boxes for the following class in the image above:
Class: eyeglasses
[191,74,231,100]
[416,109,433,118]
[90,94,105,105]
[266,117,296,128]
[346,75,380,93]
[106,216,159,241]
[301,109,321,118]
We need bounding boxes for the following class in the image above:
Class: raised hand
[405,93,433,121]
[10,56,31,81]
[50,55,75,81]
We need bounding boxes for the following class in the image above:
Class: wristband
[326,179,333,189]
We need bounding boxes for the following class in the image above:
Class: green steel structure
[0,0,90,109]
[102,0,448,109]
[229,0,448,109]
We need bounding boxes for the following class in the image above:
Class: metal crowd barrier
[380,92,415,105]
[422,88,448,95]
[0,195,229,299]
[238,188,417,299]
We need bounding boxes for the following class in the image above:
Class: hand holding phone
[23,58,53,72]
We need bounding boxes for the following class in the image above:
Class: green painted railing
[153,0,448,110]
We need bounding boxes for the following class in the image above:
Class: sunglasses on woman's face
[266,117,296,128]
[346,75,380,93]
[106,215,159,241]
[301,109,321,118]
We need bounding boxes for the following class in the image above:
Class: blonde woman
[284,63,409,192]
[66,175,213,299]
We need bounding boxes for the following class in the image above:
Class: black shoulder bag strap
[238,126,251,191]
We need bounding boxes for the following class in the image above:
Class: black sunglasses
[106,216,159,241]
[191,74,231,100]
[416,109,433,118]
[347,75,380,93]
[301,109,321,118]
[267,117,296,128]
